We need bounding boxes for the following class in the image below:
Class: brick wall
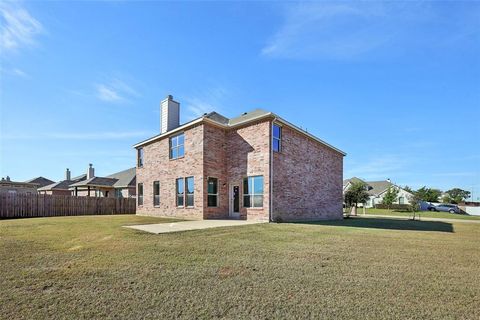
[136,124,204,219]
[272,125,343,221]
[226,120,271,220]
[203,123,229,219]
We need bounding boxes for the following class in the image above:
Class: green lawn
[1,215,479,319]
[358,207,480,220]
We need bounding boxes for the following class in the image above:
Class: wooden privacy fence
[0,193,136,219]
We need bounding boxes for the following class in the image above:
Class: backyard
[1,215,479,319]
[356,207,480,220]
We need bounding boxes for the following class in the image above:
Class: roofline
[133,117,204,148]
[132,111,346,156]
[274,116,346,156]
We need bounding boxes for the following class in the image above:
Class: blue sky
[1,1,479,199]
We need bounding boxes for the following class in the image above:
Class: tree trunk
[351,205,357,216]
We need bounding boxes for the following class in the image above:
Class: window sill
[169,156,185,161]
[186,206,195,209]
[244,207,264,210]
[154,205,160,208]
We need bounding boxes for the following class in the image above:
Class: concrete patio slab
[124,219,265,234]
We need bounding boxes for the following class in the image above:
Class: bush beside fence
[374,204,411,210]
[0,193,136,219]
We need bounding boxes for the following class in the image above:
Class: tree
[445,188,471,204]
[408,192,422,220]
[403,185,414,193]
[415,187,442,202]
[382,187,400,210]
[344,181,370,217]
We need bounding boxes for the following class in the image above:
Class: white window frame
[153,181,160,207]
[272,123,282,152]
[185,176,195,208]
[138,183,144,206]
[207,177,219,207]
[170,133,185,160]
[137,148,144,167]
[243,176,264,208]
[176,178,184,207]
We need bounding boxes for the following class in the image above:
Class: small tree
[382,187,400,210]
[415,187,442,202]
[408,192,422,220]
[344,181,370,217]
[445,188,471,204]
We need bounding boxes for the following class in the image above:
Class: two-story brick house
[134,95,346,221]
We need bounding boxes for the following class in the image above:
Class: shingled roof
[106,167,135,188]
[24,177,55,188]
[134,108,346,156]
[38,174,87,191]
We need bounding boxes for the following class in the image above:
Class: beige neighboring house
[0,176,38,194]
[68,165,136,198]
[134,95,346,222]
[343,177,413,208]
[38,169,86,195]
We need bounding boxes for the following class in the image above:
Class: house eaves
[133,109,346,156]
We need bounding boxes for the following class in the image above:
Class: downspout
[270,117,277,222]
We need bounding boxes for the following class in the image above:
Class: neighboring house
[69,166,136,198]
[0,176,38,194]
[134,95,346,222]
[38,169,86,195]
[24,177,55,188]
[343,177,413,208]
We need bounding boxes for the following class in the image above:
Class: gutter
[270,117,277,222]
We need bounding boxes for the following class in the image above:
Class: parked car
[429,204,461,214]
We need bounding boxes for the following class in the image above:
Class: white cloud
[183,86,229,120]
[11,68,29,78]
[0,2,43,52]
[2,131,150,140]
[345,154,408,181]
[262,2,479,60]
[95,78,139,103]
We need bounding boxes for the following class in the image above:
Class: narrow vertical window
[207,177,218,207]
[153,181,160,206]
[138,183,144,206]
[243,176,264,208]
[170,133,185,159]
[176,178,184,207]
[273,124,282,152]
[186,177,194,207]
[137,148,144,167]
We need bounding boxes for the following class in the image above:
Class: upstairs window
[170,133,185,159]
[186,177,195,207]
[243,176,264,208]
[207,177,218,207]
[138,183,144,206]
[273,124,282,152]
[153,181,160,206]
[137,148,144,167]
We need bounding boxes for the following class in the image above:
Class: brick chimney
[160,95,180,134]
[87,164,95,179]
[65,168,71,181]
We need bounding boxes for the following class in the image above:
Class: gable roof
[134,108,346,156]
[69,177,118,188]
[365,181,394,196]
[343,177,365,187]
[68,167,136,189]
[106,167,136,188]
[24,177,55,188]
[38,174,87,191]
